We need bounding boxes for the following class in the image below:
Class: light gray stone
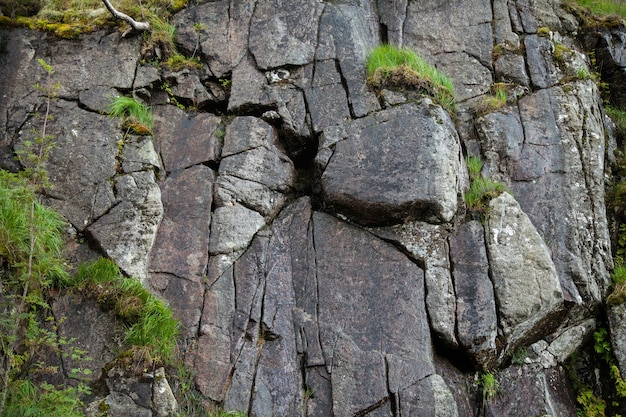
[486,192,564,351]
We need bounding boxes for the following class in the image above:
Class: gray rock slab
[485,365,577,417]
[152,105,221,172]
[609,302,626,377]
[149,165,214,282]
[173,0,253,78]
[88,171,163,283]
[248,0,323,69]
[449,221,498,369]
[320,101,462,225]
[314,211,434,411]
[486,192,564,350]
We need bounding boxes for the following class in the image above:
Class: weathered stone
[78,86,120,113]
[370,221,457,348]
[121,136,163,174]
[546,319,596,364]
[314,212,434,413]
[403,0,493,100]
[494,53,530,86]
[102,392,152,417]
[209,203,265,255]
[149,273,204,337]
[316,2,381,118]
[152,105,221,172]
[53,295,121,383]
[479,85,612,306]
[303,60,351,133]
[164,69,215,108]
[216,116,296,218]
[608,302,626,377]
[398,374,459,417]
[320,101,462,225]
[173,0,254,78]
[41,30,140,97]
[13,99,120,230]
[194,267,234,401]
[486,192,564,351]
[149,165,214,282]
[152,367,178,417]
[524,34,559,89]
[248,0,323,69]
[449,221,498,369]
[485,365,578,417]
[87,171,163,283]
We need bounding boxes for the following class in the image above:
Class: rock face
[0,0,624,415]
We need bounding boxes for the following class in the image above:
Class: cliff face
[1,0,625,416]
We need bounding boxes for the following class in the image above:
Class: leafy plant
[593,328,626,397]
[366,44,456,112]
[107,95,153,135]
[577,387,607,417]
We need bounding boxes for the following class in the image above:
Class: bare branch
[101,0,150,34]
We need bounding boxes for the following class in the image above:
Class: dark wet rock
[449,221,498,369]
[152,105,221,172]
[319,101,462,226]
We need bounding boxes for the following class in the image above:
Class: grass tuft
[366,44,456,112]
[107,96,153,134]
[464,156,507,211]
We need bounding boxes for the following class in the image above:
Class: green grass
[69,258,180,364]
[366,44,456,112]
[569,0,626,19]
[108,96,153,134]
[464,156,507,210]
[0,170,68,288]
[2,380,88,417]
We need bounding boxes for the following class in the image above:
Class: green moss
[366,44,456,112]
[537,26,551,37]
[164,54,202,71]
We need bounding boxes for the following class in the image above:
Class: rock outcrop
[1,0,625,415]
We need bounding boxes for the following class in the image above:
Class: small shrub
[366,44,455,112]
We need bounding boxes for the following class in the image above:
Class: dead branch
[101,0,150,35]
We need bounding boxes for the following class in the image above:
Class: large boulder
[318,101,463,226]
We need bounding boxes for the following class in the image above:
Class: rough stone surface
[449,221,498,369]
[0,0,622,415]
[152,105,221,172]
[319,101,462,225]
[485,365,578,417]
[87,171,163,283]
[608,302,626,377]
[486,192,564,351]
